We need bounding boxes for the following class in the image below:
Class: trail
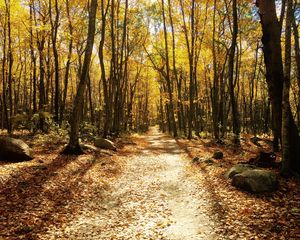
[45,127,220,239]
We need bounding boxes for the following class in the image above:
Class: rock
[192,157,213,165]
[204,159,214,165]
[0,137,33,162]
[81,143,98,151]
[94,138,117,151]
[232,169,278,193]
[248,151,277,168]
[225,164,256,179]
[213,151,223,159]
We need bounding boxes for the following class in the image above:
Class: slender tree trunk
[162,0,177,137]
[99,0,110,137]
[188,0,196,139]
[281,0,293,175]
[5,0,13,133]
[60,0,73,124]
[29,1,37,114]
[1,6,10,132]
[63,0,98,154]
[211,0,220,140]
[50,0,60,123]
[112,0,128,135]
[87,74,95,123]
[228,0,240,145]
[179,0,195,139]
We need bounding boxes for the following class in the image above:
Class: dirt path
[44,127,220,239]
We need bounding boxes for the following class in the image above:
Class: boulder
[232,169,278,193]
[213,151,223,159]
[94,138,117,151]
[81,143,98,152]
[0,137,33,162]
[225,164,256,179]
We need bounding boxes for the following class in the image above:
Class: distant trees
[0,0,152,136]
[153,0,256,142]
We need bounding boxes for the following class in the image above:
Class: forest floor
[0,127,299,239]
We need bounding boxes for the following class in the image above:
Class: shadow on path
[0,153,101,240]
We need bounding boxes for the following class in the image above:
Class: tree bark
[60,0,73,125]
[256,0,300,175]
[162,0,177,137]
[99,0,110,137]
[228,0,240,145]
[292,8,300,127]
[63,0,98,154]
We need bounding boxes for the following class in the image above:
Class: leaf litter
[0,128,299,239]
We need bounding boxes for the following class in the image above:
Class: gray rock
[232,169,278,193]
[225,164,256,179]
[94,138,117,151]
[192,157,214,165]
[81,143,98,151]
[204,159,214,165]
[0,137,33,162]
[213,151,223,159]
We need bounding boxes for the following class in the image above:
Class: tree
[63,0,98,154]
[228,0,241,145]
[60,0,73,125]
[161,0,177,137]
[179,0,196,139]
[49,0,60,123]
[256,0,300,176]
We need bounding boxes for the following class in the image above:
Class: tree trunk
[99,0,110,137]
[292,9,300,127]
[60,0,73,125]
[228,0,240,145]
[256,0,300,175]
[63,0,98,154]
[162,0,177,137]
[281,0,293,176]
[29,1,37,114]
[5,0,13,133]
[1,5,10,132]
[50,0,60,123]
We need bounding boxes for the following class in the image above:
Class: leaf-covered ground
[0,128,299,239]
[176,135,300,240]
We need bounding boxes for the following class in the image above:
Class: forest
[0,0,300,239]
